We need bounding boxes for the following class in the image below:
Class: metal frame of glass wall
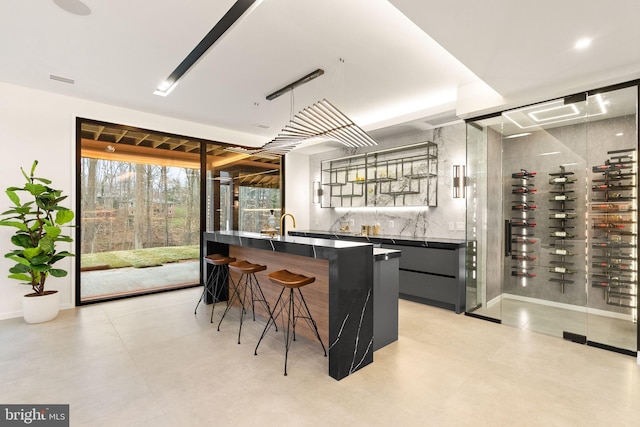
[465,80,640,357]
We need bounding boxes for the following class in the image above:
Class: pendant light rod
[266,69,325,101]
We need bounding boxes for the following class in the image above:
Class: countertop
[288,230,466,249]
[204,231,401,260]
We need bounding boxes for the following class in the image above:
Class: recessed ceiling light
[575,37,591,49]
[616,132,624,136]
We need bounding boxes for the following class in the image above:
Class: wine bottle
[512,271,536,278]
[551,248,574,256]
[549,177,577,184]
[593,223,624,229]
[512,254,536,261]
[512,220,536,227]
[592,184,612,190]
[548,212,577,219]
[512,237,537,244]
[550,231,575,238]
[512,203,537,211]
[512,170,536,178]
[592,164,624,172]
[512,187,537,194]
[549,266,574,274]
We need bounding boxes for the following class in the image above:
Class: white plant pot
[22,291,60,324]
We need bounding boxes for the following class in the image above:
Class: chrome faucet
[280,213,296,236]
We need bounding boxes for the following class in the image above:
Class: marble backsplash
[309,122,466,239]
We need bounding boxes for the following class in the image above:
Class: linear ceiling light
[226,99,377,157]
[266,69,325,101]
[154,0,261,96]
[503,94,607,129]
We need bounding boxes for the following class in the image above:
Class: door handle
[505,220,512,256]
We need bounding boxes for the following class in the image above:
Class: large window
[77,119,282,304]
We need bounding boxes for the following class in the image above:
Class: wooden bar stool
[195,254,236,323]
[254,269,327,376]
[218,260,277,344]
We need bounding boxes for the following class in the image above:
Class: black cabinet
[382,244,465,313]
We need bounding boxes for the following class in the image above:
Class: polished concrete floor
[1,287,640,426]
[473,298,637,351]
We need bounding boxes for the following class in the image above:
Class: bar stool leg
[193,271,212,315]
[217,272,247,343]
[295,289,327,357]
[195,263,223,319]
[254,287,285,355]
[210,265,229,323]
[283,289,295,376]
[248,273,279,331]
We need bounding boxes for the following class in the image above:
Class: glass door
[499,95,589,340]
[585,85,638,354]
[467,83,639,353]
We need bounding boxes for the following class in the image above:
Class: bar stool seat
[217,259,277,344]
[268,269,315,288]
[195,254,236,323]
[254,269,327,376]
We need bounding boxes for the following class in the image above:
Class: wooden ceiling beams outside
[80,123,280,188]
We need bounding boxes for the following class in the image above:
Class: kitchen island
[203,231,380,381]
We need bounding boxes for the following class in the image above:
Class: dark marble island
[203,231,377,381]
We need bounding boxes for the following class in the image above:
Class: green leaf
[49,269,67,278]
[23,247,42,260]
[44,225,61,239]
[9,264,30,274]
[6,189,20,206]
[33,177,52,185]
[29,161,38,178]
[11,234,34,248]
[31,264,50,273]
[39,236,54,253]
[25,183,47,196]
[8,273,31,282]
[7,255,30,266]
[0,221,28,231]
[30,254,51,265]
[55,209,74,225]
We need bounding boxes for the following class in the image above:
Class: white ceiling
[1,0,638,147]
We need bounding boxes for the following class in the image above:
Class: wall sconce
[453,165,466,198]
[313,181,323,204]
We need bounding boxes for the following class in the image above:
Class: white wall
[283,152,310,231]
[0,82,262,320]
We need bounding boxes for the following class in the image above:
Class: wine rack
[511,169,537,280]
[548,166,577,293]
[590,148,638,309]
[320,141,437,207]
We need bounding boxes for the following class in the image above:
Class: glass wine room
[465,81,640,356]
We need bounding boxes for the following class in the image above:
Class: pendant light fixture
[227,99,377,157]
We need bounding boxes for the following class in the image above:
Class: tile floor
[473,298,637,351]
[1,287,640,426]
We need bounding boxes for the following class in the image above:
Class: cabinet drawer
[383,244,458,277]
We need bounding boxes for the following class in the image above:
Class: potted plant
[0,160,74,323]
